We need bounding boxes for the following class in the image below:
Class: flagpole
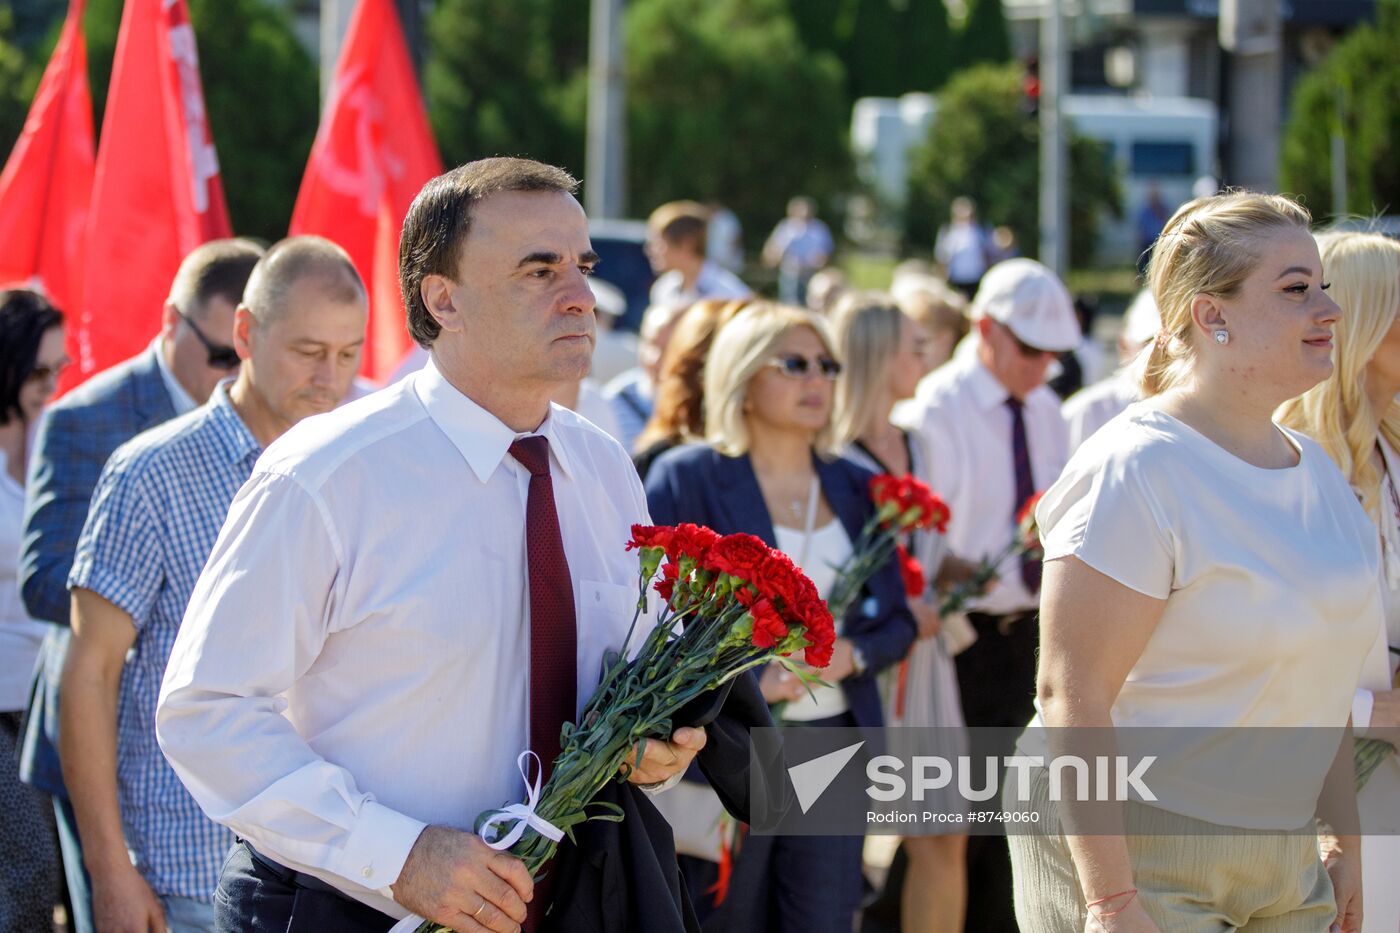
[586,0,626,220]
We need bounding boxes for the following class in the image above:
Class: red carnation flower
[674,522,721,560]
[895,544,925,598]
[653,561,680,601]
[628,524,677,553]
[705,533,772,583]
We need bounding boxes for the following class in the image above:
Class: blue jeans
[53,796,94,933]
[162,895,216,933]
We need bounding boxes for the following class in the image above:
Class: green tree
[0,9,36,158]
[898,0,952,93]
[625,0,852,236]
[1279,0,1400,221]
[954,0,1011,70]
[73,0,316,239]
[905,63,1120,267]
[423,0,586,179]
[844,0,901,98]
[787,0,851,57]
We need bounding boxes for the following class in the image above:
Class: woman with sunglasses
[645,301,916,933]
[0,288,68,932]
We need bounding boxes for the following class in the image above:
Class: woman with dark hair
[0,288,67,932]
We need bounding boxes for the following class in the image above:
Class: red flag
[290,0,444,383]
[0,0,94,345]
[77,0,231,385]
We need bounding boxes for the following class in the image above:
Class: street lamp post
[1039,0,1069,278]
[587,0,627,221]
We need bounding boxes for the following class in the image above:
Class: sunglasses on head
[766,353,842,380]
[177,310,241,370]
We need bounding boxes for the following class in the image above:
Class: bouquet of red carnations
[412,524,834,933]
[824,473,951,621]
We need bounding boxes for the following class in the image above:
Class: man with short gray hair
[59,236,366,933]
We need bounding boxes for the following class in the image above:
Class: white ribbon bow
[477,750,565,851]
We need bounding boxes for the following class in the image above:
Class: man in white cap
[1062,288,1161,452]
[893,256,1080,933]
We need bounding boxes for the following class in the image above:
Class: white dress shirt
[893,355,1069,615]
[156,359,656,919]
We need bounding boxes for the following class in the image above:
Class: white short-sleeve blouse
[1027,405,1381,828]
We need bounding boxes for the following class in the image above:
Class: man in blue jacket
[18,238,262,932]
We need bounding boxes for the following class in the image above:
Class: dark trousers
[214,841,396,933]
[956,611,1039,933]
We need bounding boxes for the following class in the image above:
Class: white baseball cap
[973,258,1080,353]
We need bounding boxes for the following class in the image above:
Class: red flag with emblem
[76,0,231,386]
[289,0,444,382]
[0,0,94,367]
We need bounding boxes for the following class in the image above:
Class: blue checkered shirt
[68,383,261,900]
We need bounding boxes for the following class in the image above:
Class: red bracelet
[1087,888,1138,919]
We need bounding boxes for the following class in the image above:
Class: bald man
[59,237,367,933]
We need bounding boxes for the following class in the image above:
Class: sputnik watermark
[866,754,1157,803]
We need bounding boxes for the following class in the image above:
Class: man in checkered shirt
[58,237,368,933]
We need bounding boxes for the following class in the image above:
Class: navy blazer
[644,443,916,729]
[18,348,178,795]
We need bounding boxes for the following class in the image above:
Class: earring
[1213,329,1229,346]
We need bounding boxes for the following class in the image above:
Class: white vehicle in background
[852,92,1218,264]
[1064,95,1217,263]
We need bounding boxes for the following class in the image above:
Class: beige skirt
[1006,766,1336,933]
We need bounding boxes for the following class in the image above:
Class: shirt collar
[206,380,263,466]
[152,336,197,416]
[413,356,575,484]
[966,357,1012,411]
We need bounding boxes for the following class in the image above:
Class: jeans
[162,895,217,933]
[53,796,94,933]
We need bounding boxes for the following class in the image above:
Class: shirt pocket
[577,579,646,685]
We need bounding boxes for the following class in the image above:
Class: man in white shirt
[894,257,1079,933]
[934,197,992,300]
[645,201,752,312]
[156,159,727,933]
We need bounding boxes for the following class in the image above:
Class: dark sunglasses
[766,353,842,380]
[177,310,241,370]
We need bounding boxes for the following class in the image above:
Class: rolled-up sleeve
[156,471,426,892]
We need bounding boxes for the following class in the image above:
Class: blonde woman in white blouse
[1010,193,1377,933]
[1278,230,1400,933]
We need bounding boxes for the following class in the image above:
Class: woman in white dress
[1278,230,1400,933]
[830,291,981,933]
[1011,192,1375,933]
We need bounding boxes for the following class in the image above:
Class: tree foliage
[954,0,1011,71]
[906,63,1121,266]
[1279,0,1400,221]
[0,8,37,158]
[625,0,852,234]
[423,0,586,178]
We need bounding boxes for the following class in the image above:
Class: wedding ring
[474,900,487,919]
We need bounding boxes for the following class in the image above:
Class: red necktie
[1005,398,1042,595]
[509,436,577,782]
